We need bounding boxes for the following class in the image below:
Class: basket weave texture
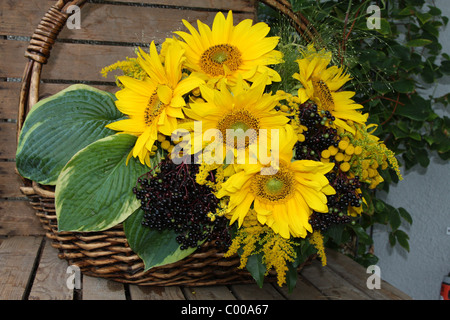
[22,182,260,286]
[16,0,314,286]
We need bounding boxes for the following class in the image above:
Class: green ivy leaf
[55,134,148,232]
[123,207,198,270]
[16,85,122,185]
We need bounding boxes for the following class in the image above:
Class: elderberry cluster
[309,172,363,231]
[295,103,339,160]
[133,158,231,250]
[295,103,364,231]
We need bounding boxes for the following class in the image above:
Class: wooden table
[0,235,411,300]
[0,0,411,302]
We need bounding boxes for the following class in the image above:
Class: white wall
[372,0,450,300]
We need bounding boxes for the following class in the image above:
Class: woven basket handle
[17,0,87,139]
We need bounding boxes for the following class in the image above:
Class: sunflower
[182,75,289,164]
[293,44,367,134]
[216,124,336,239]
[106,41,203,166]
[172,10,283,86]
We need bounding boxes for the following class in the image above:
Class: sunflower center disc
[251,164,294,204]
[217,110,260,148]
[265,177,284,194]
[312,78,335,111]
[144,91,165,125]
[200,44,242,76]
[212,51,228,64]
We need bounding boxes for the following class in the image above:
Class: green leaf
[406,38,433,47]
[55,134,149,232]
[440,61,450,75]
[388,208,401,231]
[415,11,432,24]
[428,6,442,16]
[349,224,372,245]
[374,198,386,212]
[326,223,345,244]
[296,239,317,267]
[286,263,299,293]
[372,81,391,94]
[246,253,266,288]
[376,18,392,35]
[395,96,430,121]
[416,149,430,167]
[395,230,410,252]
[123,208,198,270]
[398,207,413,224]
[392,79,415,93]
[389,232,396,246]
[398,7,414,16]
[16,85,122,185]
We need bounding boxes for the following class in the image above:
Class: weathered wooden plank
[230,283,285,300]
[183,286,236,300]
[0,236,43,300]
[0,122,17,159]
[82,275,126,300]
[0,200,44,236]
[278,275,327,300]
[0,1,255,44]
[129,285,185,300]
[300,259,371,300]
[0,39,137,81]
[0,82,22,120]
[0,162,26,198]
[28,239,73,300]
[325,249,412,300]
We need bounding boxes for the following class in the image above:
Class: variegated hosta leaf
[56,134,150,232]
[16,84,122,185]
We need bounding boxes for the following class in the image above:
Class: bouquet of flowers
[16,11,402,288]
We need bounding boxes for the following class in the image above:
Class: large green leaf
[123,208,199,270]
[55,134,148,232]
[245,253,266,288]
[16,84,122,185]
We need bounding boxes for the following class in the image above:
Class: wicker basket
[16,0,314,286]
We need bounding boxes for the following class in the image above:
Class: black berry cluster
[295,103,339,160]
[294,103,364,231]
[133,157,231,250]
